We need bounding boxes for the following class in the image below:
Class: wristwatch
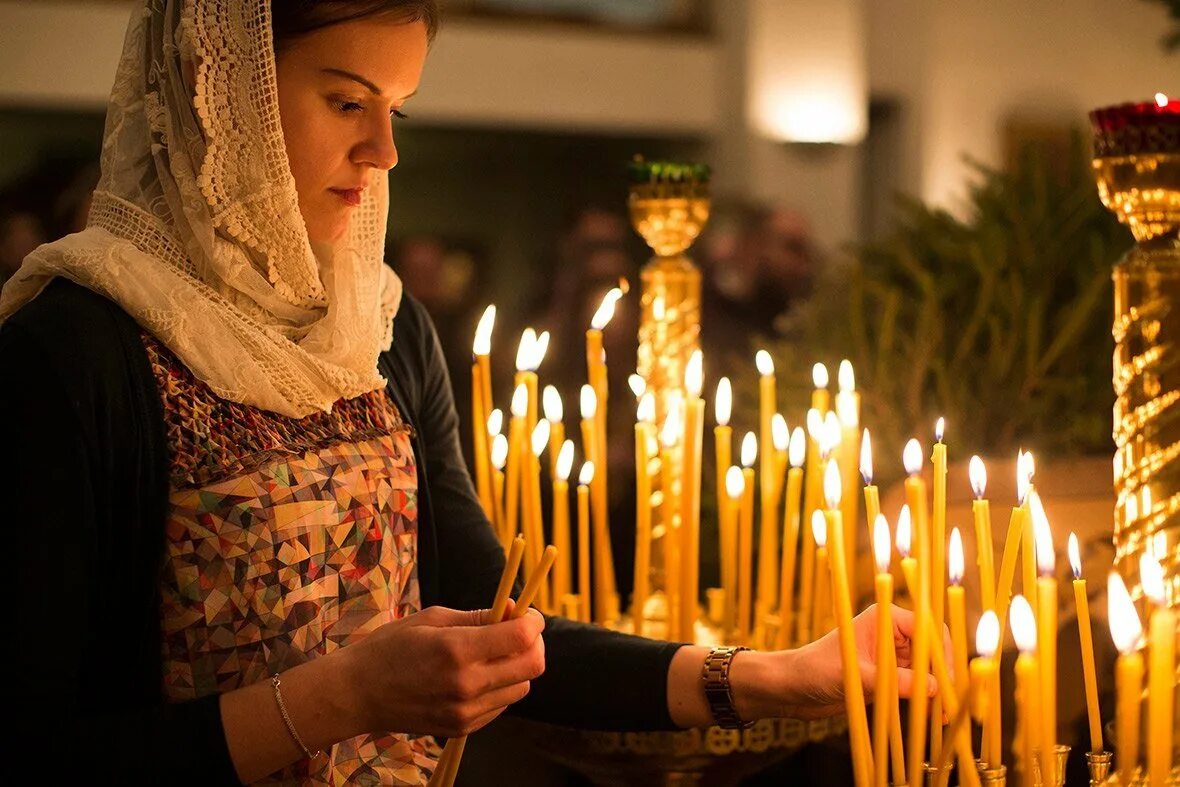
[701,645,753,730]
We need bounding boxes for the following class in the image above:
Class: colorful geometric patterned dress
[145,333,442,785]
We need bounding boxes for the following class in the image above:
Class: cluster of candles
[466,292,1176,787]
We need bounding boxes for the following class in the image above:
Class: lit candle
[811,510,831,639]
[681,351,705,642]
[902,439,930,787]
[947,527,971,777]
[1107,572,1144,787]
[529,419,551,611]
[543,385,565,480]
[824,461,873,787]
[799,364,830,641]
[1029,492,1057,785]
[471,305,496,521]
[581,385,614,624]
[491,433,508,544]
[1010,595,1040,787]
[929,421,947,759]
[970,610,1002,768]
[586,289,621,610]
[714,377,733,563]
[821,412,845,592]
[577,462,594,624]
[1067,533,1103,754]
[756,351,779,625]
[760,412,789,641]
[723,466,745,640]
[996,450,1033,647]
[1141,553,1175,787]
[739,432,757,644]
[553,440,574,604]
[836,360,860,604]
[969,456,996,613]
[633,397,655,636]
[661,398,685,639]
[860,428,880,535]
[505,384,528,545]
[871,514,899,787]
[1020,452,1038,612]
[776,427,805,649]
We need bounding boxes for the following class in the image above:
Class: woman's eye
[392,109,408,121]
[334,99,365,114]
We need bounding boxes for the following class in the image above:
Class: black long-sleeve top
[0,279,683,784]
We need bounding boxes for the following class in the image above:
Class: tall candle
[1107,572,1144,787]
[901,439,930,787]
[1019,452,1037,612]
[471,306,496,521]
[586,288,620,611]
[1141,554,1175,787]
[529,420,551,611]
[581,385,613,624]
[553,440,574,604]
[836,361,860,605]
[860,428,880,534]
[505,385,528,544]
[811,511,831,639]
[633,404,655,636]
[929,421,947,759]
[491,433,508,545]
[968,456,997,613]
[577,462,594,624]
[1067,533,1103,754]
[820,412,844,594]
[681,351,705,642]
[824,461,873,787]
[756,351,780,624]
[1029,492,1057,785]
[739,433,757,644]
[1010,595,1040,787]
[996,450,1033,647]
[970,610,1002,768]
[776,427,805,649]
[661,399,685,639]
[799,364,830,642]
[714,377,733,563]
[723,466,745,640]
[871,514,897,787]
[760,411,789,637]
[947,528,971,776]
[543,386,565,480]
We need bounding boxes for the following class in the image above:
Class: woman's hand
[341,600,546,737]
[732,603,949,721]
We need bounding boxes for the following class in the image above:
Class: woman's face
[275,18,428,243]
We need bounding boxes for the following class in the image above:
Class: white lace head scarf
[0,0,403,417]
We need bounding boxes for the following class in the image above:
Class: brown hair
[271,1,440,50]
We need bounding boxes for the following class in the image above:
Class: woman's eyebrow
[319,67,418,100]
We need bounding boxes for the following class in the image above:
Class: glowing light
[1156,92,1169,108]
[579,461,595,486]
[685,350,704,397]
[821,411,842,458]
[510,384,528,418]
[756,350,774,377]
[806,408,823,440]
[789,427,806,468]
[873,514,891,574]
[533,331,550,368]
[531,420,550,456]
[637,393,655,424]
[812,362,829,389]
[590,287,623,330]
[491,433,508,469]
[838,359,854,392]
[976,611,1000,658]
[935,417,945,443]
[903,439,923,475]
[543,385,563,422]
[823,460,842,509]
[811,509,827,548]
[741,431,758,468]
[1140,553,1166,606]
[515,329,535,372]
[969,455,986,499]
[1068,532,1082,580]
[726,465,746,499]
[948,527,964,586]
[473,305,496,356]
[859,428,873,485]
[487,408,503,437]
[715,377,732,426]
[556,440,574,481]
[579,385,597,420]
[896,505,912,557]
[772,414,789,452]
[661,397,684,449]
[1010,595,1037,654]
[627,374,646,400]
[1029,491,1055,576]
[1107,572,1143,654]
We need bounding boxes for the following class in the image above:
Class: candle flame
[473,304,496,355]
[715,377,732,426]
[492,433,509,469]
[579,384,597,420]
[823,460,842,508]
[948,527,964,586]
[741,431,758,468]
[903,438,923,475]
[1068,532,1082,580]
[543,385,563,422]
[1140,553,1166,605]
[556,439,574,481]
[756,349,774,377]
[590,287,623,330]
[662,397,684,449]
[838,359,854,392]
[935,417,945,443]
[579,461,595,486]
[896,505,912,557]
[725,465,745,499]
[487,408,504,437]
[772,414,789,452]
[1016,450,1031,504]
[873,513,891,574]
[806,408,823,440]
[976,610,1000,658]
[969,455,986,498]
[533,331,550,368]
[812,362,829,389]
[685,350,704,396]
[1010,594,1037,654]
[860,428,873,485]
[511,384,529,418]
[627,374,646,400]
[821,411,842,459]
[1106,572,1143,655]
[789,427,806,468]
[1156,92,1169,108]
[811,509,827,548]
[515,328,535,371]
[531,419,550,457]
[1029,491,1055,576]
[835,392,858,426]
[637,392,655,424]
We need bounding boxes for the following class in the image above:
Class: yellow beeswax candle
[738,433,757,644]
[542,385,565,480]
[1141,554,1175,787]
[776,428,805,649]
[1107,572,1144,787]
[861,428,880,528]
[491,433,508,545]
[836,361,861,604]
[714,377,733,557]
[1010,595,1040,787]
[505,385,528,544]
[930,422,947,759]
[552,440,575,603]
[1067,533,1102,754]
[798,364,830,642]
[577,463,593,624]
[470,306,496,521]
[756,351,779,622]
[529,420,551,610]
[947,528,971,775]
[723,466,745,640]
[811,511,831,639]
[661,399,685,639]
[871,514,896,787]
[1029,492,1057,785]
[902,441,930,787]
[971,611,1002,768]
[995,451,1032,646]
[633,415,653,636]
[969,456,996,613]
[681,353,705,641]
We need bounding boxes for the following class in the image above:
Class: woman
[0,2,936,784]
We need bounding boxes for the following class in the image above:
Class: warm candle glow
[715,377,732,426]
[492,433,508,470]
[949,527,964,586]
[589,287,623,330]
[1156,92,1169,108]
[935,417,945,443]
[859,428,873,485]
[741,431,758,468]
[1140,553,1166,605]
[556,440,574,481]
[903,438,923,475]
[873,514,891,573]
[812,362,830,389]
[789,427,806,468]
[977,610,1000,658]
[662,398,684,448]
[838,359,854,392]
[579,384,597,420]
[487,408,503,437]
[969,455,986,499]
[637,393,655,423]
[1011,595,1037,653]
[756,349,774,377]
[896,505,913,557]
[473,304,496,356]
[511,384,528,418]
[726,465,746,499]
[533,331,550,367]
[772,414,789,452]
[806,408,823,441]
[824,460,842,509]
[531,420,550,457]
[1067,532,1082,579]
[627,373,645,400]
[811,509,827,547]
[543,385,563,422]
[686,349,704,396]
[579,461,595,486]
[1108,572,1144,653]
[1029,491,1055,576]
[1017,450,1035,503]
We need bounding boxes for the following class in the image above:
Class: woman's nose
[355,121,398,171]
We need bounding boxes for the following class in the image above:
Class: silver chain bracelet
[271,673,323,760]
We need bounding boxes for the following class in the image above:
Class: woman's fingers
[895,666,939,700]
[461,607,546,663]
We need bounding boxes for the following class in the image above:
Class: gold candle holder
[1090,99,1180,604]
[1086,751,1113,785]
[979,764,1008,786]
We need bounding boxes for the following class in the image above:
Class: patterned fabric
[147,333,439,785]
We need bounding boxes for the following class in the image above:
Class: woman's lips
[330,188,364,207]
